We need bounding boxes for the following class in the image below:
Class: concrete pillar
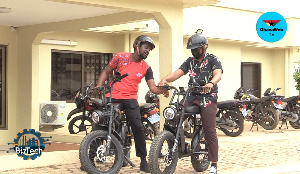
[154,7,183,130]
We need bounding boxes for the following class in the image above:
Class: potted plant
[293,62,300,92]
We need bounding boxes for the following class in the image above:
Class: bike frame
[163,86,206,158]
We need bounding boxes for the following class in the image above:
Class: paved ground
[0,122,300,174]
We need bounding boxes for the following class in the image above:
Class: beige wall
[241,47,286,96]
[0,26,18,145]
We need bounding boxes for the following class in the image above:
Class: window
[51,50,112,102]
[0,46,7,129]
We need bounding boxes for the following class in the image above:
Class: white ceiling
[0,0,123,27]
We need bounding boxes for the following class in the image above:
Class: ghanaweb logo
[256,12,287,42]
[7,129,51,160]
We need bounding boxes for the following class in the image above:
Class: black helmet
[186,29,208,49]
[133,35,155,50]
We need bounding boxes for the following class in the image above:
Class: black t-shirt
[179,52,223,107]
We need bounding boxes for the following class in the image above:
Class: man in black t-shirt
[159,29,222,174]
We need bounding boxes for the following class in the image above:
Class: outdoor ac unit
[39,101,66,126]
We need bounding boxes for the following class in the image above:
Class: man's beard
[139,53,147,60]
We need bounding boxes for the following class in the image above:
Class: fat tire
[68,115,93,134]
[191,133,210,172]
[79,130,123,174]
[258,106,279,130]
[149,131,178,174]
[219,110,244,137]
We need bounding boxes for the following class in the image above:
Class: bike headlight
[163,107,176,120]
[91,110,104,123]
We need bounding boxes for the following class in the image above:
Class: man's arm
[96,65,114,87]
[203,69,222,93]
[146,79,169,97]
[158,69,185,86]
[210,69,222,85]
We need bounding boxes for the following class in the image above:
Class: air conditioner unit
[39,101,66,126]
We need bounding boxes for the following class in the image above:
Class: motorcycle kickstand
[124,154,135,167]
[250,121,258,131]
[279,120,288,130]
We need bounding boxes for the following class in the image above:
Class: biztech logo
[256,12,287,42]
[7,129,51,160]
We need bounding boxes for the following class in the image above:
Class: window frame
[51,49,112,102]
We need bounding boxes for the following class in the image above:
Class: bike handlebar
[157,84,206,94]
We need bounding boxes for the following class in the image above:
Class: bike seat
[252,96,268,102]
[185,105,201,113]
[282,96,298,102]
[217,100,236,108]
[112,103,124,111]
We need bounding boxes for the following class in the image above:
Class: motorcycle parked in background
[143,90,160,139]
[184,98,245,138]
[264,87,300,129]
[236,87,280,131]
[215,100,244,137]
[67,83,98,134]
[140,102,160,140]
[149,85,210,173]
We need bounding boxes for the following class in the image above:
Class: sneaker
[209,166,217,174]
[140,159,150,173]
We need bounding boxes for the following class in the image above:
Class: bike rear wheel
[219,110,244,137]
[258,106,279,130]
[68,115,93,134]
[79,130,123,174]
[289,106,300,129]
[149,131,178,174]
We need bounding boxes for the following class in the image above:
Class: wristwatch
[208,81,215,85]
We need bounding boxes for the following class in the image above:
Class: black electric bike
[79,72,135,174]
[149,84,210,174]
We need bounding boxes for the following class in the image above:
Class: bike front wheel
[79,130,123,174]
[149,131,178,174]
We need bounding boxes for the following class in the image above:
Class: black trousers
[111,98,147,158]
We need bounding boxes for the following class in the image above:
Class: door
[241,62,261,98]
[0,46,6,128]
